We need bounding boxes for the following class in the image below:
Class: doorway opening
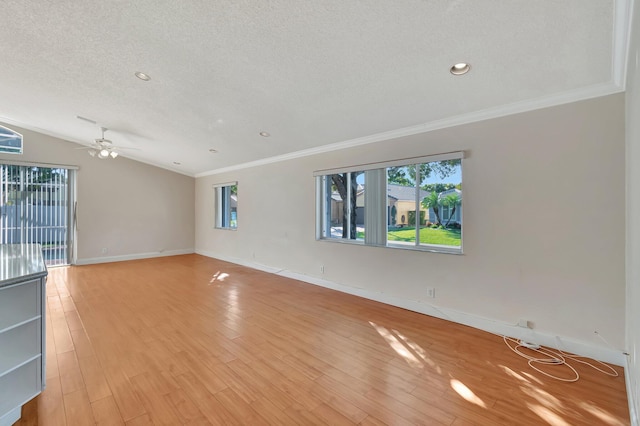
[0,164,75,266]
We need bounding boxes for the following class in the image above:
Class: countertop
[0,244,48,288]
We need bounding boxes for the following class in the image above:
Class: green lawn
[354,226,461,246]
[388,226,461,246]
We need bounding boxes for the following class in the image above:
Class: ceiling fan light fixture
[84,127,121,160]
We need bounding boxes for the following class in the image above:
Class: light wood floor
[15,254,629,425]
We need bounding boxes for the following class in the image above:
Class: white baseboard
[196,249,626,366]
[76,248,195,265]
[626,357,640,426]
[195,250,284,274]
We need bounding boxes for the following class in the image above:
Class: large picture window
[214,182,237,229]
[316,152,463,254]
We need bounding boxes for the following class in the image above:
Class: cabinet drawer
[0,358,41,415]
[0,280,40,331]
[0,319,40,377]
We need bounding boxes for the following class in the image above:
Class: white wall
[626,0,640,422]
[0,124,195,263]
[196,94,626,363]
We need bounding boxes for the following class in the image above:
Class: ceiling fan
[77,127,132,159]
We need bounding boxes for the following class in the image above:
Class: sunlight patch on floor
[520,385,564,412]
[499,365,532,383]
[450,378,487,408]
[210,271,230,283]
[369,322,423,369]
[522,371,544,385]
[394,329,441,373]
[526,403,571,426]
[579,401,626,425]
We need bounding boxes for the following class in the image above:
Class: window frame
[0,125,23,155]
[213,182,238,230]
[315,152,463,255]
[317,171,365,242]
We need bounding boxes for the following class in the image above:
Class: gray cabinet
[0,245,47,426]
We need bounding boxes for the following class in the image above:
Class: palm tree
[421,191,443,226]
[442,194,461,228]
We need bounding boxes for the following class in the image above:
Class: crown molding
[196,81,624,178]
[0,116,196,178]
[613,0,634,87]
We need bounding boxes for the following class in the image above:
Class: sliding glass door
[0,164,75,265]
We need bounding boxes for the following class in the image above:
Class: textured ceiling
[0,0,629,176]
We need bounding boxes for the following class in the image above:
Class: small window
[214,183,237,229]
[0,125,23,154]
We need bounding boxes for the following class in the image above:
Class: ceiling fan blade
[111,146,140,151]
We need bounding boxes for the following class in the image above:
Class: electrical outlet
[518,318,531,329]
[320,265,325,274]
[101,247,108,254]
[426,287,435,298]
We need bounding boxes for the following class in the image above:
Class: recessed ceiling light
[259,131,270,137]
[173,162,181,165]
[135,72,151,81]
[209,149,218,153]
[450,63,471,75]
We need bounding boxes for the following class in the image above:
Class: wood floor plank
[13,256,630,425]
[64,310,84,332]
[101,362,147,421]
[283,404,332,425]
[193,394,243,426]
[124,413,155,426]
[51,315,75,354]
[164,388,206,424]
[212,388,264,424]
[70,328,96,359]
[129,372,182,426]
[57,350,85,395]
[63,389,96,425]
[91,395,125,426]
[250,396,302,425]
[311,402,358,425]
[78,355,113,402]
